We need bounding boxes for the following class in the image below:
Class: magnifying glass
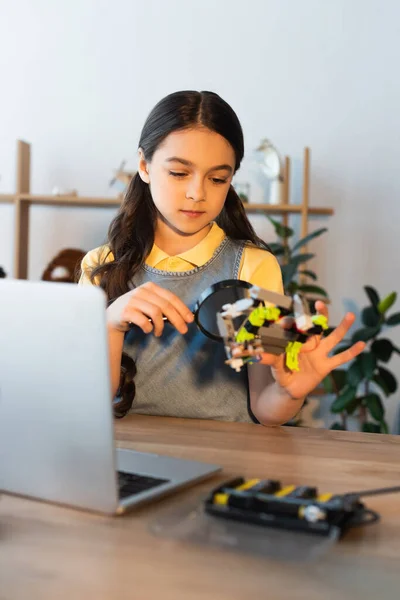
[193,279,252,341]
[130,279,252,342]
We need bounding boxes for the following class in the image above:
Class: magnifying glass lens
[194,280,252,341]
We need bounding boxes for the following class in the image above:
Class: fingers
[124,298,166,336]
[123,282,193,336]
[259,352,281,367]
[123,308,154,335]
[320,312,356,354]
[315,300,329,320]
[329,341,366,369]
[300,336,319,352]
[138,287,192,335]
[142,282,194,323]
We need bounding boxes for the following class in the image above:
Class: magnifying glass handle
[129,313,195,328]
[155,314,195,323]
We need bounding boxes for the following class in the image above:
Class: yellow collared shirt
[79,222,283,293]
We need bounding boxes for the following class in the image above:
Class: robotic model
[217,285,328,372]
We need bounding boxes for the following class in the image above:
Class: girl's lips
[180,210,205,218]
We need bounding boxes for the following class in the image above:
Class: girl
[79,90,364,425]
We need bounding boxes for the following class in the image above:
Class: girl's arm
[248,363,305,426]
[107,325,125,397]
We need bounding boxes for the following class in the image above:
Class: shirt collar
[146,222,226,268]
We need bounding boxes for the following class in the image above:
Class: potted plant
[267,216,328,300]
[323,287,400,433]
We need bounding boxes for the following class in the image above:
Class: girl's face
[138,127,236,236]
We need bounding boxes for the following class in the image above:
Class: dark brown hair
[89,90,271,417]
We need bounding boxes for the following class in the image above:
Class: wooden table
[1,416,400,599]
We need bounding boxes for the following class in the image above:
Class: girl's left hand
[259,301,366,399]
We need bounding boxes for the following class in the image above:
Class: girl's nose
[185,178,205,202]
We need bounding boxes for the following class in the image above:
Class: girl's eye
[211,178,228,185]
[169,171,187,178]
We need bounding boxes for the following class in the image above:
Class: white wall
[1,0,399,427]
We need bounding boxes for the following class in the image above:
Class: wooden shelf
[1,140,334,279]
[244,203,333,216]
[18,194,122,207]
[0,193,333,215]
[0,194,16,203]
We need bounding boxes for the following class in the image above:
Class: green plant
[323,287,400,433]
[267,216,329,299]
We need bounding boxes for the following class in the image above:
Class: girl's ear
[137,148,150,183]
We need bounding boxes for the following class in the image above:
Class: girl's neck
[154,219,212,256]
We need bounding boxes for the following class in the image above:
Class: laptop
[0,279,221,515]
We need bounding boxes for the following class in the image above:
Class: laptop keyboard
[117,470,170,500]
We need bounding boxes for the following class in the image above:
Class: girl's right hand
[106,281,194,336]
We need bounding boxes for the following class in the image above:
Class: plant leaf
[362,422,381,434]
[322,376,333,393]
[287,280,299,294]
[331,386,357,413]
[351,325,381,343]
[281,263,298,288]
[321,371,336,394]
[292,228,328,252]
[387,312,400,326]
[371,339,394,363]
[380,421,389,434]
[289,253,315,268]
[373,374,391,397]
[377,292,397,315]
[360,351,377,379]
[361,306,381,327]
[331,369,347,391]
[330,422,346,430]
[323,369,347,393]
[364,286,380,309]
[299,269,317,281]
[346,359,363,388]
[267,216,294,239]
[268,242,285,256]
[296,284,329,298]
[377,366,398,394]
[364,393,384,421]
[346,396,363,415]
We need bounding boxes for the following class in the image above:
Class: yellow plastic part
[236,479,261,491]
[285,341,303,371]
[214,493,228,505]
[274,485,296,497]
[262,306,281,322]
[248,307,268,327]
[317,493,333,503]
[236,328,255,343]
[311,314,328,330]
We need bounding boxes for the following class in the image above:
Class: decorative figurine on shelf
[256,138,284,205]
[217,284,328,373]
[109,160,136,195]
[41,248,86,284]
